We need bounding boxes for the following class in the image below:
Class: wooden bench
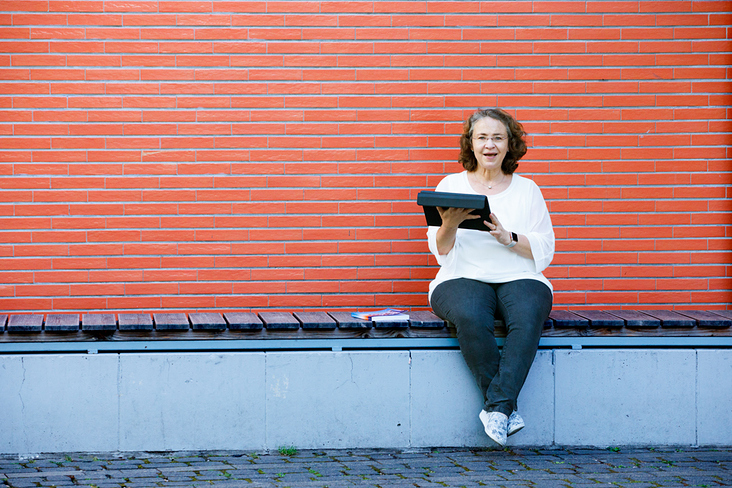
[1,309,730,354]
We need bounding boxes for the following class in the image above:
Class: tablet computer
[417,190,491,232]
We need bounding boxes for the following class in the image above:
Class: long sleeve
[524,181,554,274]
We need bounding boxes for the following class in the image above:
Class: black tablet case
[417,190,491,232]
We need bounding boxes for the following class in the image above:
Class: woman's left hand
[485,213,512,246]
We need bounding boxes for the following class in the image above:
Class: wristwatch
[506,232,518,248]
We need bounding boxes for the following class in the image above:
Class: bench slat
[408,311,445,329]
[573,310,624,328]
[45,314,80,332]
[677,310,731,328]
[259,312,300,330]
[82,314,117,331]
[8,315,44,333]
[190,313,227,331]
[711,310,732,321]
[371,316,409,329]
[549,310,589,328]
[294,312,337,330]
[224,312,263,330]
[153,313,190,330]
[0,314,6,332]
[607,310,660,328]
[118,313,153,331]
[327,312,372,329]
[641,310,696,328]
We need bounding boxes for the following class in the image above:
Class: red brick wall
[1,1,730,313]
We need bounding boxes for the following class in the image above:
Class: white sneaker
[507,411,525,437]
[479,410,508,446]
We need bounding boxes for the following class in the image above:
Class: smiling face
[471,116,509,175]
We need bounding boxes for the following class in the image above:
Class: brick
[124,243,176,255]
[107,255,161,268]
[0,7,728,315]
[143,270,196,282]
[68,239,123,253]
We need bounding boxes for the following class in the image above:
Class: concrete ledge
[555,350,697,445]
[410,350,554,447]
[698,349,732,445]
[265,351,410,449]
[1,348,730,454]
[0,355,118,453]
[119,353,266,452]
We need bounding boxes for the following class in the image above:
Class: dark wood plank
[82,314,117,331]
[408,310,445,329]
[371,316,409,329]
[549,310,589,328]
[153,313,190,331]
[224,312,263,330]
[711,310,732,321]
[294,312,337,330]
[573,310,624,328]
[45,314,80,332]
[677,310,731,328]
[190,312,227,330]
[641,310,695,328]
[8,314,43,333]
[259,312,300,330]
[0,314,7,332]
[607,310,660,328]
[118,313,153,331]
[328,312,372,329]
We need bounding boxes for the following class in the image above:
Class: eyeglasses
[472,135,506,146]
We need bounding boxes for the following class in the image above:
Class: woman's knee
[431,278,497,329]
[496,279,552,325]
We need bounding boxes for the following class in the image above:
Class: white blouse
[426,171,555,300]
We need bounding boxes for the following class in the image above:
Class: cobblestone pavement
[1,447,730,488]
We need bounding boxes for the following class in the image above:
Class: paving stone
[112,467,161,477]
[203,482,260,488]
[72,471,110,480]
[6,481,40,488]
[216,468,260,476]
[160,474,196,480]
[66,462,108,471]
[1,448,731,487]
[517,482,572,488]
[195,472,237,480]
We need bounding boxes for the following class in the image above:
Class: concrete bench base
[1,348,731,454]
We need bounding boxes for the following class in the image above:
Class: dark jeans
[430,278,553,417]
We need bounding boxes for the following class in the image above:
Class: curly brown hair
[458,108,527,174]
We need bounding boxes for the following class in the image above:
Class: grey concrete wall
[0,348,730,454]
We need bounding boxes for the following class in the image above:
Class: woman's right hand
[435,207,480,255]
[437,206,481,230]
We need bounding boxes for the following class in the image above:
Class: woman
[427,108,554,446]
